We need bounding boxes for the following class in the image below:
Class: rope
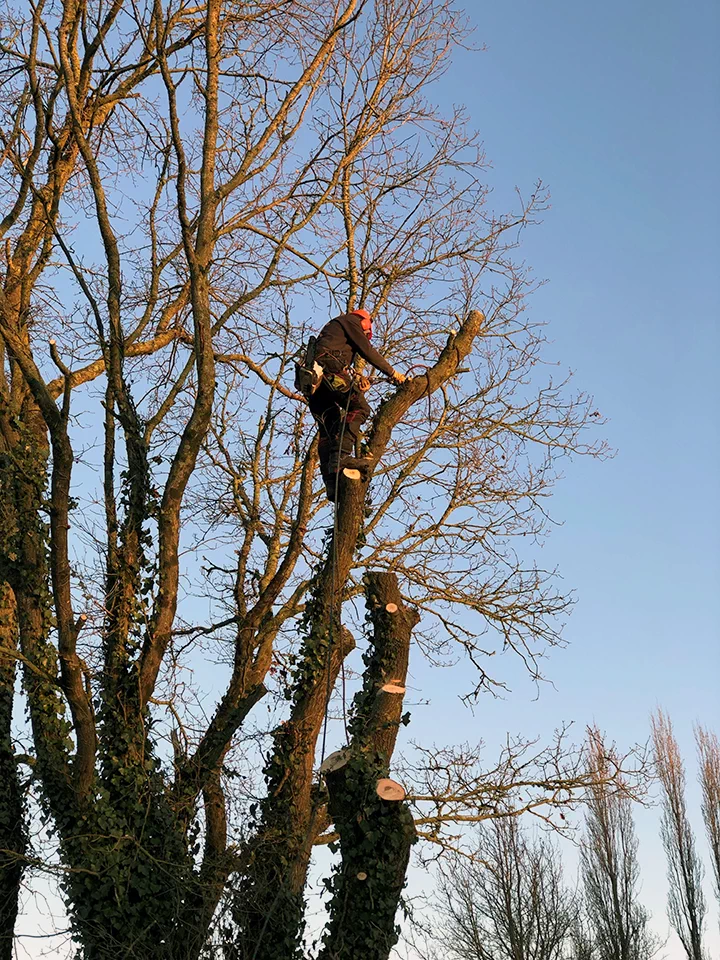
[253,369,382,957]
[320,381,354,763]
[251,384,355,960]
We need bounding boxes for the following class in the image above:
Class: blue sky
[400,0,719,953]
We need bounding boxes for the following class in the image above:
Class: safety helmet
[350,307,373,338]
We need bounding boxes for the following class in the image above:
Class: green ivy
[320,750,416,960]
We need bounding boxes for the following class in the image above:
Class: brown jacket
[314,313,395,378]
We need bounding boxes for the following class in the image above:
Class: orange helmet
[351,307,373,338]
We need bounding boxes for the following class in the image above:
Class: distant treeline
[427,714,719,960]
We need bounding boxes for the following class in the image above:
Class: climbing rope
[251,385,355,960]
[252,367,413,957]
[320,381,354,763]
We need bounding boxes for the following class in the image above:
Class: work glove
[357,375,372,393]
[391,370,407,385]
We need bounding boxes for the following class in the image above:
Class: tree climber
[306,308,406,501]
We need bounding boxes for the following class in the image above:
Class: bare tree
[651,711,706,960]
[567,912,597,960]
[695,726,720,911]
[0,1,382,954]
[0,0,621,957]
[581,729,658,960]
[433,817,576,960]
[0,0,185,950]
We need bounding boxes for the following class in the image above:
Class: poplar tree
[695,726,720,912]
[652,711,706,960]
[581,730,658,960]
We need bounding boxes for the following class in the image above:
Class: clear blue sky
[401,0,719,954]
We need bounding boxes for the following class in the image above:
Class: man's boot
[323,471,339,502]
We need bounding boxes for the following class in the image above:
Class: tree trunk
[0,585,25,960]
[320,756,416,960]
[229,463,368,960]
[319,572,418,960]
[231,620,358,960]
[347,572,419,761]
[1,414,207,960]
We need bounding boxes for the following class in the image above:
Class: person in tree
[308,308,406,500]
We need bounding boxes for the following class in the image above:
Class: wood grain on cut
[375,778,406,802]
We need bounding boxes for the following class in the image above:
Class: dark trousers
[308,374,370,481]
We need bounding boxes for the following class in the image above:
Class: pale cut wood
[356,871,368,881]
[342,467,362,480]
[375,778,406,802]
[380,682,406,695]
[385,602,398,614]
[319,748,350,775]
